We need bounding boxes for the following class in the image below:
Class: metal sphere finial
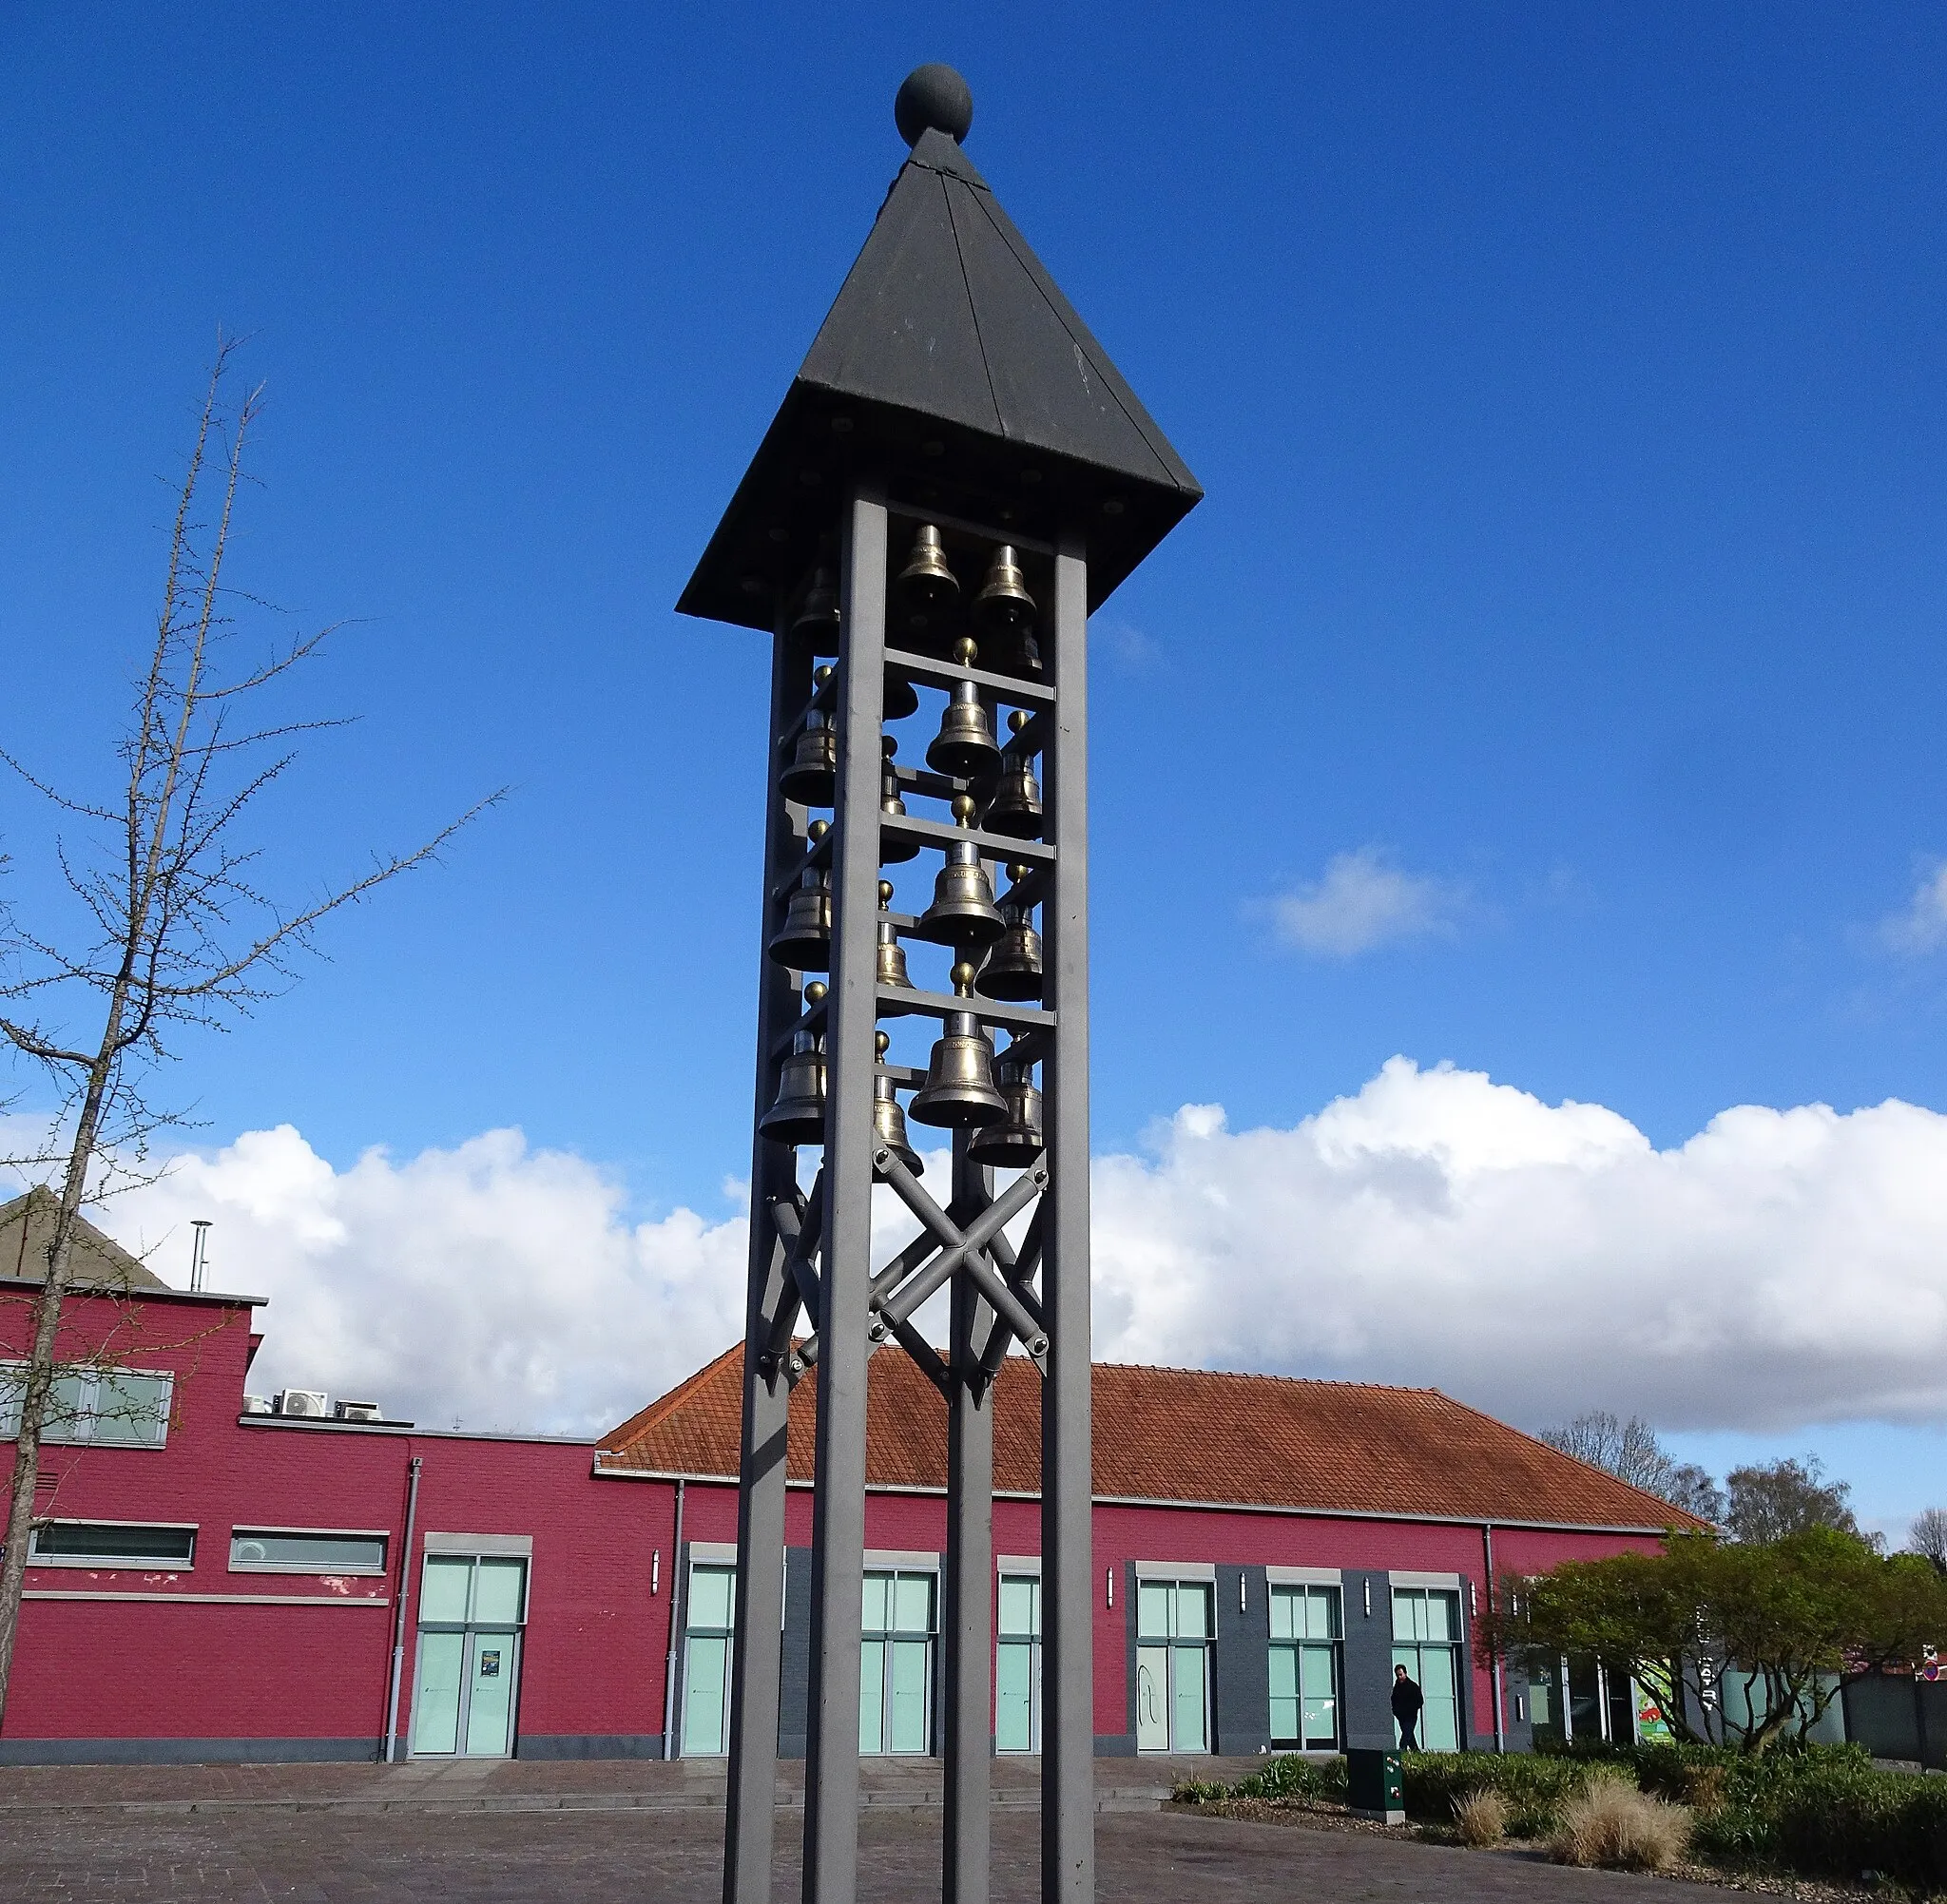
[896,65,974,147]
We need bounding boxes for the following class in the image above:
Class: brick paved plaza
[0,1760,1702,1902]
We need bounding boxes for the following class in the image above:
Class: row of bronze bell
[791,527,1040,678]
[777,649,1044,842]
[758,971,1045,1170]
[770,846,1043,1004]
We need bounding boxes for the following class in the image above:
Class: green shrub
[1399,1751,1587,1838]
[1172,1754,1346,1806]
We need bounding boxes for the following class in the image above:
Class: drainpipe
[1483,1521,1506,1753]
[383,1453,423,1763]
[660,1477,686,1759]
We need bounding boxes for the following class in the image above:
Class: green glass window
[1,1363,172,1447]
[1391,1587,1463,1752]
[995,1573,1041,1755]
[29,1521,195,1566]
[230,1529,387,1573]
[860,1567,935,1755]
[683,1563,737,1758]
[1268,1584,1341,1749]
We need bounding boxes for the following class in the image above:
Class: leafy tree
[1908,1508,1947,1577]
[1725,1456,1862,1545]
[1492,1529,1947,1755]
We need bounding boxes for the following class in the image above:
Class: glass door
[860,1568,935,1755]
[1135,1579,1213,1754]
[995,1574,1041,1754]
[1268,1584,1342,1749]
[682,1563,737,1757]
[1390,1587,1462,1752]
[410,1553,528,1759]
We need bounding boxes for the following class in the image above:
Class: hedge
[1178,1741,1947,1890]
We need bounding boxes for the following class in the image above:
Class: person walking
[1391,1664,1423,1751]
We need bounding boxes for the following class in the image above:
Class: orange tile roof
[598,1345,1705,1531]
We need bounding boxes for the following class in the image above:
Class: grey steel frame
[723,488,1092,1904]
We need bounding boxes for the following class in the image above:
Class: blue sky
[5,4,1947,1522]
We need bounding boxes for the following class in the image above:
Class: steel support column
[1041,536,1093,1904]
[944,1133,994,1904]
[802,489,889,1904]
[723,621,812,1904]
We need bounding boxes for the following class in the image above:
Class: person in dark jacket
[1391,1664,1424,1750]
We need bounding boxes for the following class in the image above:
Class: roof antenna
[188,1219,212,1293]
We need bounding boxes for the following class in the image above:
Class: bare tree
[1537,1409,1723,1520]
[0,340,499,1724]
[1908,1508,1947,1577]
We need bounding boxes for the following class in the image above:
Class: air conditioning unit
[241,1394,273,1415]
[334,1399,380,1422]
[276,1389,329,1418]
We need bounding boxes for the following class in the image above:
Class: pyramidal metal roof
[679,87,1202,630]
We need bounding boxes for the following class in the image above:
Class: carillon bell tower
[678,63,1201,1904]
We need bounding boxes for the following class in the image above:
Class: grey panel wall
[1340,1569,1397,1751]
[1213,1565,1270,1758]
[780,1545,813,1758]
[1458,1583,1489,1751]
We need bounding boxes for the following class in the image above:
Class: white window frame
[28,1517,198,1568]
[229,1527,391,1575]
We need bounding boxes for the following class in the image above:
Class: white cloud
[105,1127,751,1437]
[1264,848,1465,957]
[1880,863,1947,954]
[53,1058,1947,1443]
[1089,615,1164,669]
[1092,1059,1947,1434]
[92,1125,960,1439]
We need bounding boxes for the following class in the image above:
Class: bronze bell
[926,639,1002,785]
[790,565,915,715]
[871,1029,922,1177]
[760,983,827,1146]
[916,796,1004,946]
[878,738,919,863]
[767,822,832,970]
[876,880,916,1010]
[982,710,1043,837]
[968,1048,1044,1168]
[910,964,1007,1128]
[973,545,1039,675]
[791,563,840,650]
[974,867,1042,1001]
[779,665,838,806]
[896,523,959,640]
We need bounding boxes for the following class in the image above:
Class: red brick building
[0,1193,1697,1764]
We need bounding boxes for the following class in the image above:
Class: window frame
[228,1526,391,1575]
[0,1358,175,1449]
[28,1518,198,1568]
